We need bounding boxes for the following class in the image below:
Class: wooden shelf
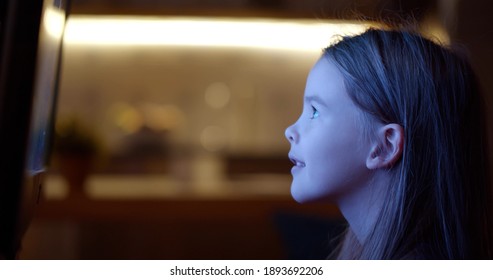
[23,180,342,259]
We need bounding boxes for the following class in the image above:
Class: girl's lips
[289,154,306,167]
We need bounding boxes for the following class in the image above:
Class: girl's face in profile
[285,57,372,203]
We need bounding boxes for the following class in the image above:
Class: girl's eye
[310,106,319,119]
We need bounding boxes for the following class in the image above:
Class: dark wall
[455,0,493,180]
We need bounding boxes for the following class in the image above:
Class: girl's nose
[285,123,298,144]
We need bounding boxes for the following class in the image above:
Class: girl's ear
[366,123,404,169]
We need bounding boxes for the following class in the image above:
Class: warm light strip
[64,16,371,51]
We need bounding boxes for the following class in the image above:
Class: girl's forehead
[308,58,345,86]
[304,58,349,104]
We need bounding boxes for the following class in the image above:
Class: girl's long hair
[324,29,493,259]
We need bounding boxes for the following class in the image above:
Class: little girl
[285,28,493,259]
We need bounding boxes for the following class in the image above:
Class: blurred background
[20,0,493,259]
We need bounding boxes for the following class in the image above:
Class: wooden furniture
[20,175,343,259]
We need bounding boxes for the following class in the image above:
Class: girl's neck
[336,170,389,243]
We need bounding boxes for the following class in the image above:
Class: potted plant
[53,117,102,198]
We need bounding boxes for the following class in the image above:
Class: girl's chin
[290,183,337,204]
[290,184,307,203]
[291,186,319,203]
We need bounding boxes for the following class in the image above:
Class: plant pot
[56,154,94,199]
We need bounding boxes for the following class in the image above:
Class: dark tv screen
[0,0,69,259]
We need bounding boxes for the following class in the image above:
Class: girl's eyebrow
[304,95,327,106]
